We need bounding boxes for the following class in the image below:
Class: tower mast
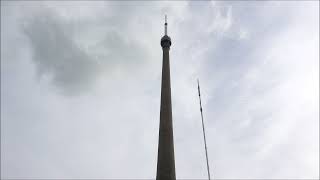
[165,15,167,35]
[156,15,175,180]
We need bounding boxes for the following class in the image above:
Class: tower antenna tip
[164,15,168,35]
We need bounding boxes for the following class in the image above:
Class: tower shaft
[156,16,175,180]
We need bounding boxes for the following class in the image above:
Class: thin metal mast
[197,79,211,180]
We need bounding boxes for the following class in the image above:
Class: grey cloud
[22,6,151,95]
[23,10,99,95]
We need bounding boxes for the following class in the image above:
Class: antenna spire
[164,15,168,35]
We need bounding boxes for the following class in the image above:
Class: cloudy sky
[1,1,319,179]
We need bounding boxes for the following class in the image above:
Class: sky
[1,1,319,179]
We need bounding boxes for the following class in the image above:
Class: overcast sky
[1,1,319,179]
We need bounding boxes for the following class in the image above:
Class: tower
[156,15,176,180]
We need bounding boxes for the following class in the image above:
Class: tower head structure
[161,15,172,48]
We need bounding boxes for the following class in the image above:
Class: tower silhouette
[156,15,176,180]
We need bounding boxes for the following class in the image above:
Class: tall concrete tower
[156,15,176,180]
